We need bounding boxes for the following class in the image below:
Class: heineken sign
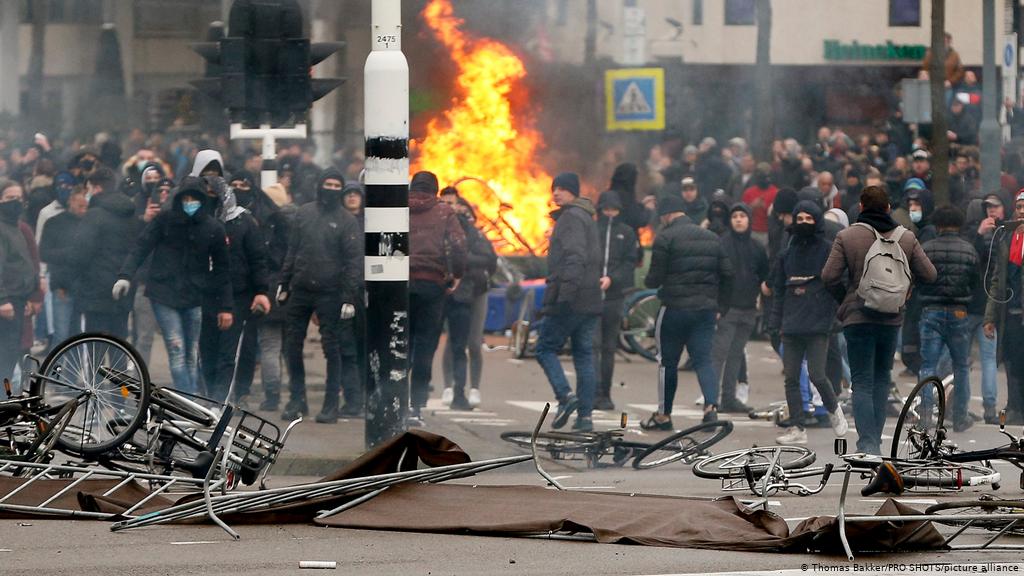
[824,40,927,62]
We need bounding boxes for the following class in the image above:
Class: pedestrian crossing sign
[605,68,665,131]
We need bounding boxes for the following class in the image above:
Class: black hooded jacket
[608,163,651,231]
[119,177,233,312]
[720,204,769,310]
[280,168,362,304]
[231,169,289,286]
[39,210,84,294]
[919,230,979,307]
[71,191,142,313]
[767,200,837,335]
[596,191,639,302]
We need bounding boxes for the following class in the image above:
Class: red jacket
[409,191,467,286]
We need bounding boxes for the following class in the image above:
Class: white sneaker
[776,426,808,444]
[441,387,453,407]
[694,394,705,405]
[468,388,481,408]
[736,383,750,405]
[830,405,849,437]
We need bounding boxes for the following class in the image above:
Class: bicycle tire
[500,430,599,453]
[891,376,946,462]
[37,333,151,455]
[621,291,660,362]
[924,499,1024,532]
[693,445,816,479]
[21,398,79,463]
[632,420,734,470]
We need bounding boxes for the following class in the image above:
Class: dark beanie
[597,190,623,211]
[552,172,581,197]
[343,182,365,198]
[772,187,799,215]
[410,171,439,195]
[658,195,686,216]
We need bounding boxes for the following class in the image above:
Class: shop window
[693,0,703,26]
[889,0,921,27]
[724,0,755,26]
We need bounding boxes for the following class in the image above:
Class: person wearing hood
[128,171,173,368]
[196,176,271,405]
[822,186,936,454]
[917,205,980,432]
[229,169,292,411]
[679,177,709,227]
[67,167,141,338]
[706,190,732,235]
[190,149,224,178]
[642,195,733,430]
[117,176,233,395]
[606,162,653,243]
[0,180,38,384]
[893,186,936,377]
[711,203,769,413]
[134,163,168,218]
[767,187,799,261]
[766,200,849,445]
[277,168,364,422]
[342,182,365,225]
[439,189,497,411]
[796,186,845,241]
[39,188,88,347]
[591,190,638,411]
[406,172,467,422]
[694,145,734,198]
[34,171,76,245]
[537,172,602,432]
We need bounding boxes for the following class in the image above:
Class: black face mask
[234,188,253,208]
[319,187,342,208]
[0,200,24,224]
[756,175,771,188]
[79,159,95,171]
[792,222,816,237]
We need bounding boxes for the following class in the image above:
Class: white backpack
[854,223,912,314]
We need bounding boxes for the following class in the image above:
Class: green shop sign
[823,40,927,62]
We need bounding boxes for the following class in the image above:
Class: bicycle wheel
[693,445,816,479]
[925,499,1024,533]
[37,333,151,455]
[621,291,661,362]
[891,376,946,462]
[632,421,734,470]
[500,430,598,453]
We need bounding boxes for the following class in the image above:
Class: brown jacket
[821,223,937,327]
[922,47,965,86]
[409,190,467,286]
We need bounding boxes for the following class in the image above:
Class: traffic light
[190,0,345,127]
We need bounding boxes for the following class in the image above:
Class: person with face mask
[227,169,291,411]
[197,175,270,405]
[35,171,76,245]
[67,168,140,339]
[766,200,849,445]
[39,190,88,345]
[277,168,364,422]
[0,180,38,384]
[117,176,233,395]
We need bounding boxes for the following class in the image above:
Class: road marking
[449,418,516,426]
[169,541,219,545]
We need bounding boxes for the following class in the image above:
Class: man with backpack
[822,186,936,455]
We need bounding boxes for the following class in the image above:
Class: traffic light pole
[229,123,307,188]
[363,0,410,449]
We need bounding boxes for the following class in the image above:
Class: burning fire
[414,0,554,255]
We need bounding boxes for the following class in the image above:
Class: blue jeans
[844,323,899,455]
[535,312,598,418]
[919,307,972,421]
[656,307,718,415]
[151,301,202,394]
[50,290,78,348]
[940,315,998,409]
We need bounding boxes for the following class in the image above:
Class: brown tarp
[0,432,947,554]
[314,483,946,554]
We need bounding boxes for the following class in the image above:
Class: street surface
[5,333,1024,575]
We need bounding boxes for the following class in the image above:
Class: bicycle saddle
[861,461,905,497]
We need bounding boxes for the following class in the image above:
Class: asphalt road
[4,334,1024,575]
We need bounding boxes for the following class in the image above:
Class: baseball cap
[681,176,697,188]
[983,194,1003,208]
[903,177,927,192]
[1016,190,1024,203]
[911,149,930,160]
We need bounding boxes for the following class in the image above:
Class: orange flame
[414,0,553,255]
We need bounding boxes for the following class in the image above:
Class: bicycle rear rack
[835,465,1024,561]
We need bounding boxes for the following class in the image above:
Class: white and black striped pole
[363,0,410,448]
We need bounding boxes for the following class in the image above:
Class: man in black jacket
[919,205,979,432]
[593,190,638,411]
[643,196,733,430]
[72,168,141,338]
[0,181,37,383]
[767,200,848,445]
[198,177,271,404]
[39,190,88,345]
[277,168,363,423]
[537,173,603,432]
[117,176,233,395]
[711,204,768,413]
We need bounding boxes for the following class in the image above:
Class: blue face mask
[909,210,922,223]
[182,200,201,217]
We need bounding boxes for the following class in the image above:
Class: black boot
[281,395,308,421]
[316,395,340,424]
[259,394,280,412]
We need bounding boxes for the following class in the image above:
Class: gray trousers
[710,307,757,404]
[443,291,488,390]
[258,319,285,400]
